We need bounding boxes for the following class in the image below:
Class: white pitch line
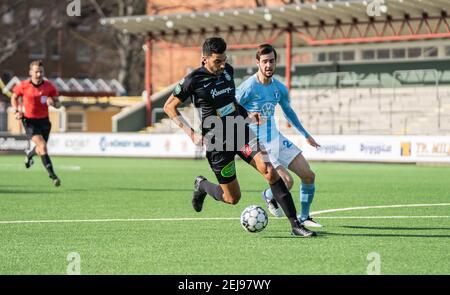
[311,203,450,216]
[1,203,449,225]
[59,165,81,171]
[0,217,239,225]
[0,216,449,225]
[0,164,81,171]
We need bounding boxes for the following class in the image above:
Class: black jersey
[173,63,247,138]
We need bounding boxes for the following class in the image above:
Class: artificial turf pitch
[0,155,449,274]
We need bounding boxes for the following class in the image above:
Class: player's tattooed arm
[164,95,202,146]
[164,94,192,131]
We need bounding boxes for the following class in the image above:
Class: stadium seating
[148,85,450,136]
[279,86,450,135]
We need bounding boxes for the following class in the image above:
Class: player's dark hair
[256,44,277,61]
[202,37,227,56]
[29,60,43,69]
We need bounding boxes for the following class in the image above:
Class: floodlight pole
[145,36,153,126]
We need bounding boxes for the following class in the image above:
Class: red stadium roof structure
[101,0,450,125]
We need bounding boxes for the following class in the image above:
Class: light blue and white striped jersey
[236,74,310,144]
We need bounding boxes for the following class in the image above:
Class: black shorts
[22,117,52,142]
[206,134,261,185]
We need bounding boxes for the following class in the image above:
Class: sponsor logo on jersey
[174,78,185,95]
[224,70,231,81]
[211,87,233,99]
[260,102,275,116]
[216,102,236,117]
[174,84,181,95]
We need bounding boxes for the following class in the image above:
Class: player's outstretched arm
[279,97,310,137]
[279,94,320,148]
[306,136,321,149]
[164,95,202,146]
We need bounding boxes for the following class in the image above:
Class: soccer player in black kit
[164,37,315,237]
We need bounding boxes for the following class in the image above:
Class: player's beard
[264,71,273,78]
[259,65,274,78]
[258,65,275,79]
[214,68,224,75]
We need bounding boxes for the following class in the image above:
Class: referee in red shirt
[10,60,61,187]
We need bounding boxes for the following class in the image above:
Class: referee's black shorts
[22,117,52,142]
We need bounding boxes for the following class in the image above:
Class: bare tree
[70,0,212,94]
[1,0,304,95]
[254,0,267,7]
[0,1,69,64]
[0,0,147,95]
[280,0,303,4]
[114,0,146,94]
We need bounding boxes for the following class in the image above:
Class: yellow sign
[400,142,411,157]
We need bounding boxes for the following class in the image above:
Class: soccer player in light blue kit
[236,44,322,228]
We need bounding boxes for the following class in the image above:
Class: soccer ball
[240,205,268,233]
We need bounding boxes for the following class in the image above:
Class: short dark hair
[29,60,43,69]
[256,44,277,61]
[202,37,227,56]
